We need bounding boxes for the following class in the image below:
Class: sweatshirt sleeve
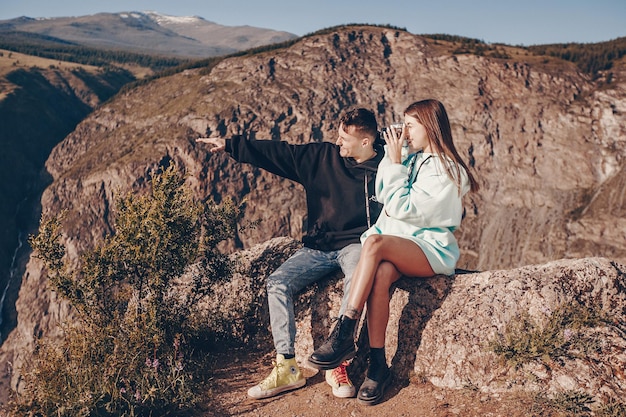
[226,136,304,183]
[377,154,466,228]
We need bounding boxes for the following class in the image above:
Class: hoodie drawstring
[365,173,371,228]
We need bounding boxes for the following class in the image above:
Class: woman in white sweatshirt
[308,99,479,405]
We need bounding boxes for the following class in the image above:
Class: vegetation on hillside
[9,165,254,416]
[527,37,626,75]
[423,34,511,59]
[0,31,190,72]
[149,25,626,87]
[423,33,626,78]
[488,302,626,415]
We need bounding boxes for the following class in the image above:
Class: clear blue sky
[1,0,624,46]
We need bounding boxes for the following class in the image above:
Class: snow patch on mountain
[144,11,205,26]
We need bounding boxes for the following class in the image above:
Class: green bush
[11,164,250,416]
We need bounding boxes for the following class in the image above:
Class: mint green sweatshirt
[361,148,470,275]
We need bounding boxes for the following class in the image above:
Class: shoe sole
[332,386,356,398]
[307,349,356,370]
[247,378,306,400]
[356,373,391,406]
[325,369,356,398]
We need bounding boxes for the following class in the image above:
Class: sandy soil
[198,350,569,417]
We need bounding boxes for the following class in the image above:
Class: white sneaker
[247,354,306,399]
[325,360,356,398]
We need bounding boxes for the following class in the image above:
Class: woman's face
[404,114,431,153]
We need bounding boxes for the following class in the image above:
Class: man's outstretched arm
[196,137,226,153]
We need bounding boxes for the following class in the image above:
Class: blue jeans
[267,243,362,356]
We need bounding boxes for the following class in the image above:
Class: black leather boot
[357,364,391,405]
[307,316,356,370]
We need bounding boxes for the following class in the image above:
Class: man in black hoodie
[197,108,383,400]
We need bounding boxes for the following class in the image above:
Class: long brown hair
[404,99,479,193]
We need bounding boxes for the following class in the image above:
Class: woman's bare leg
[308,234,434,371]
[344,234,434,319]
[367,261,402,348]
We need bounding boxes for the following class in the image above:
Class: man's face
[336,124,367,160]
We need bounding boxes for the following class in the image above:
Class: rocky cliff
[0,25,624,402]
[203,238,625,406]
[0,64,135,345]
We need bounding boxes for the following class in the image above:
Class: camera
[381,123,404,136]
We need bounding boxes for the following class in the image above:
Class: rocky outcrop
[203,238,626,405]
[1,26,625,401]
[34,27,626,271]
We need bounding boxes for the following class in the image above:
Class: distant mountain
[0,11,298,57]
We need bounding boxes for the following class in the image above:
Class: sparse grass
[596,397,626,417]
[531,390,626,417]
[550,390,595,414]
[487,303,626,415]
[507,389,626,417]
[522,390,594,416]
[489,302,609,369]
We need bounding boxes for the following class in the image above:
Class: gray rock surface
[205,238,625,404]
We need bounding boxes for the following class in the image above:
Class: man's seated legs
[248,247,339,399]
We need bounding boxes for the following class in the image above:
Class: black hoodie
[225,136,383,251]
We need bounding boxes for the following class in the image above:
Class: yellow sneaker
[325,361,356,398]
[247,354,306,399]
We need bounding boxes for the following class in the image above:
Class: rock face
[0,65,135,344]
[1,26,625,401]
[405,258,625,398]
[33,27,626,270]
[204,238,626,404]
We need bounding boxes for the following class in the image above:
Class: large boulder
[207,238,626,405]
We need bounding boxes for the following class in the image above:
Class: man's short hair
[340,108,378,140]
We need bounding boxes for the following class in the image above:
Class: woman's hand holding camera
[382,123,405,164]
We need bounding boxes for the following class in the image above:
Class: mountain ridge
[0,11,298,57]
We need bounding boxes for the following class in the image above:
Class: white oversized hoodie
[361,148,470,275]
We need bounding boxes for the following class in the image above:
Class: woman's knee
[371,261,398,293]
[362,234,386,256]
